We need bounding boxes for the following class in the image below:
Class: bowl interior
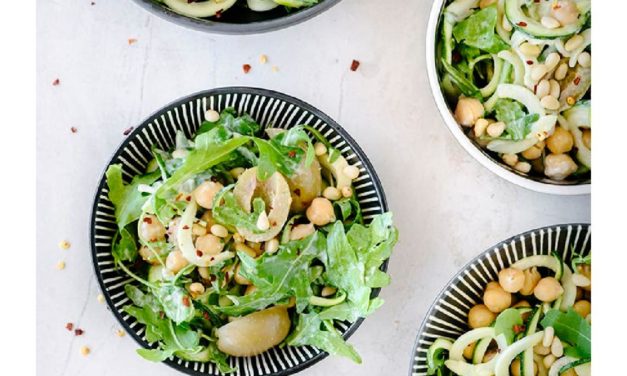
[426,0,590,195]
[132,0,341,34]
[91,87,388,376]
[409,224,591,376]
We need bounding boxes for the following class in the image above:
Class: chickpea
[534,277,564,302]
[561,369,577,376]
[454,97,484,127]
[582,129,591,150]
[463,342,476,360]
[483,350,497,362]
[513,300,531,308]
[139,245,163,265]
[546,126,574,154]
[483,284,512,313]
[306,197,336,226]
[139,215,166,242]
[321,286,337,297]
[520,267,541,295]
[188,282,205,296]
[550,0,580,25]
[510,358,521,376]
[485,281,500,291]
[165,250,189,274]
[521,144,543,160]
[198,266,211,280]
[468,304,496,328]
[195,234,224,256]
[544,153,578,181]
[193,181,224,209]
[265,238,280,254]
[573,300,591,318]
[498,268,525,293]
[577,264,592,292]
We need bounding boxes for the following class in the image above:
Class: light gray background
[37,0,590,375]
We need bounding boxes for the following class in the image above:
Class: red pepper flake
[210,257,215,261]
[574,76,581,85]
[452,51,462,64]
[287,150,297,158]
[159,311,165,319]
[350,59,360,72]
[513,324,526,334]
[143,217,153,224]
[123,127,134,136]
[70,127,78,133]
[526,60,533,65]
[242,64,251,74]
[52,78,60,86]
[65,322,74,331]
[182,225,190,230]
[74,328,84,336]
[128,38,138,45]
[517,21,527,27]
[215,9,223,19]
[533,84,538,94]
[182,296,190,307]
[210,275,216,282]
[196,250,203,257]
[293,188,301,196]
[203,311,210,320]
[185,195,191,202]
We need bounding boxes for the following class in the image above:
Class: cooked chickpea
[193,181,224,209]
[577,264,592,292]
[322,186,342,201]
[572,300,591,318]
[165,250,189,274]
[546,126,574,154]
[139,245,162,265]
[483,284,512,313]
[264,238,280,254]
[195,234,224,256]
[550,0,580,25]
[200,210,216,228]
[534,277,564,302]
[521,144,543,160]
[306,197,336,226]
[498,268,525,293]
[561,368,577,376]
[463,342,476,360]
[510,358,521,376]
[188,282,205,296]
[513,300,531,308]
[454,97,484,127]
[468,304,496,328]
[139,215,166,242]
[544,153,578,181]
[582,129,591,150]
[321,286,337,297]
[520,267,541,295]
[485,281,500,292]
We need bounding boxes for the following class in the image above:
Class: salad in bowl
[99,106,398,373]
[429,0,591,192]
[156,0,320,18]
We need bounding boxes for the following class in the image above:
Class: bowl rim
[129,0,343,35]
[89,86,390,376]
[425,0,591,196]
[406,222,592,376]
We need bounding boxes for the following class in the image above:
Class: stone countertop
[36,1,591,375]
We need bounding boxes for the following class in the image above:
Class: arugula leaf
[197,107,260,137]
[112,226,139,263]
[218,233,326,316]
[125,284,161,312]
[452,5,509,53]
[137,348,175,362]
[252,138,303,181]
[287,312,362,364]
[440,58,482,99]
[493,99,538,140]
[494,308,523,344]
[106,164,160,230]
[156,129,250,197]
[541,309,591,358]
[211,185,266,234]
[153,285,195,325]
[272,126,315,167]
[352,213,398,288]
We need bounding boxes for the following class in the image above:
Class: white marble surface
[36,1,591,375]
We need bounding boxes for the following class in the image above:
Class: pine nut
[189,282,205,295]
[572,273,591,287]
[543,354,557,368]
[520,42,541,57]
[474,118,489,137]
[544,52,561,71]
[192,223,207,236]
[290,223,315,241]
[321,286,337,297]
[80,346,91,356]
[534,345,551,355]
[541,16,561,29]
[554,63,568,80]
[578,51,591,68]
[343,165,360,180]
[565,34,584,52]
[341,186,353,198]
[514,161,531,173]
[210,224,228,238]
[487,122,506,137]
[531,64,548,81]
[323,186,341,201]
[58,240,71,250]
[256,211,270,231]
[549,79,561,99]
[551,337,564,357]
[204,109,220,122]
[543,326,555,347]
[235,242,257,258]
[502,153,518,166]
[264,238,279,254]
[314,142,327,156]
[536,79,550,98]
[540,95,560,110]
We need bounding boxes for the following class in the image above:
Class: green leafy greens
[541,309,591,359]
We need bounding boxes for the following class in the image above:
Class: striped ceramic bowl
[90,87,389,376]
[409,223,591,376]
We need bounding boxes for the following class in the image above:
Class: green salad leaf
[494,308,523,344]
[452,5,509,54]
[197,107,260,137]
[211,185,266,233]
[153,285,196,325]
[440,58,482,99]
[493,99,538,140]
[106,164,160,230]
[541,309,591,358]
[112,227,139,263]
[252,138,303,181]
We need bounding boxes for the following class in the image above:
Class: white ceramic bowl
[426,0,590,195]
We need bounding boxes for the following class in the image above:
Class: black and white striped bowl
[408,223,591,376]
[130,0,342,34]
[90,87,389,376]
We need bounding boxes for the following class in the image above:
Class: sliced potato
[216,306,291,357]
